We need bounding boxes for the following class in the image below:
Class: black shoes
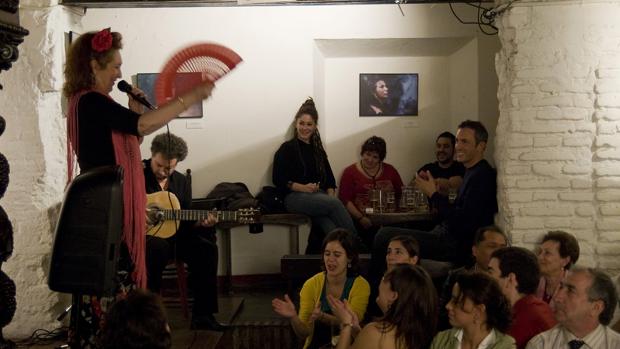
[191,313,229,331]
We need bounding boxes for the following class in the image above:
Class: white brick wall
[0,5,76,338]
[496,0,620,275]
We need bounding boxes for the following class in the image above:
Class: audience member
[328,264,438,349]
[526,267,620,349]
[536,231,580,303]
[273,98,358,252]
[143,133,225,331]
[272,229,370,349]
[431,271,515,349]
[438,225,508,330]
[100,289,171,349]
[489,247,556,349]
[365,235,420,321]
[386,235,419,272]
[613,274,620,332]
[371,120,498,282]
[339,136,404,249]
[415,131,465,197]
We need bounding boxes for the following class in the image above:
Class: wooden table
[217,213,311,292]
[367,210,435,226]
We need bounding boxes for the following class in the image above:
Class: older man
[489,247,556,349]
[526,267,620,349]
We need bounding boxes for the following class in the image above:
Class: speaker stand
[64,294,89,349]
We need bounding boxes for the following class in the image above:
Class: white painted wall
[79,4,498,275]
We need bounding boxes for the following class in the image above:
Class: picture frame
[359,73,418,117]
[136,73,204,118]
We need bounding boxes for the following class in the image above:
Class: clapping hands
[326,295,359,330]
[272,294,297,319]
[414,170,437,197]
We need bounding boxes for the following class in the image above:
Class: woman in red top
[338,136,403,250]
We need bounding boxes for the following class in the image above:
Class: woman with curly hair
[328,264,438,349]
[63,28,215,288]
[432,271,515,349]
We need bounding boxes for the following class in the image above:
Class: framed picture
[136,73,204,118]
[359,73,418,117]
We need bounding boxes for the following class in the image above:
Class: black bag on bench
[256,186,286,214]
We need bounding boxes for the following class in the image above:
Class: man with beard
[416,131,465,197]
[144,133,227,331]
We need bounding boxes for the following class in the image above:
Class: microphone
[117,80,156,110]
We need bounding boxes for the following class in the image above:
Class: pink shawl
[67,90,147,289]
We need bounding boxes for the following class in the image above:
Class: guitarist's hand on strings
[196,212,217,228]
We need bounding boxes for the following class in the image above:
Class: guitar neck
[162,209,243,222]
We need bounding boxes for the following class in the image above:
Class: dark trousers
[146,228,219,316]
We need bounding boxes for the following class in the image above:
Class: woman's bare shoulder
[352,322,396,349]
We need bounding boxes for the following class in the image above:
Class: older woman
[432,271,515,349]
[536,230,580,303]
[338,136,403,249]
[273,98,358,250]
[63,28,214,288]
[328,264,437,349]
[272,229,370,349]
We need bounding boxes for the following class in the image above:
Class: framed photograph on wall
[359,73,418,117]
[136,73,204,118]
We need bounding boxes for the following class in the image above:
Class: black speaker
[48,165,124,296]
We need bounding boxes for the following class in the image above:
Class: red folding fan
[154,43,242,106]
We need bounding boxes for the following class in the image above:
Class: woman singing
[272,229,370,349]
[63,28,215,288]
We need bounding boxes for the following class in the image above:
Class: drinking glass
[386,191,396,212]
[414,188,429,212]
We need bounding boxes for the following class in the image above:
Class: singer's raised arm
[134,81,214,136]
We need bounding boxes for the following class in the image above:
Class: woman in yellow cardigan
[272,229,370,349]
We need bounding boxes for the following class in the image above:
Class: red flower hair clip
[91,28,113,53]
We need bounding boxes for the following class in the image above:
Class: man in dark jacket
[371,120,498,278]
[144,133,226,331]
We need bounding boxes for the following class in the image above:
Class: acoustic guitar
[146,191,260,239]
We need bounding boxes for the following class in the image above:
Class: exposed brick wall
[495,1,620,272]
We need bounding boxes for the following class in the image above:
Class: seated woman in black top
[272,98,358,251]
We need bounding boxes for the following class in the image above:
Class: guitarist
[143,133,227,331]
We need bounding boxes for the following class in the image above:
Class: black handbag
[256,186,286,214]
